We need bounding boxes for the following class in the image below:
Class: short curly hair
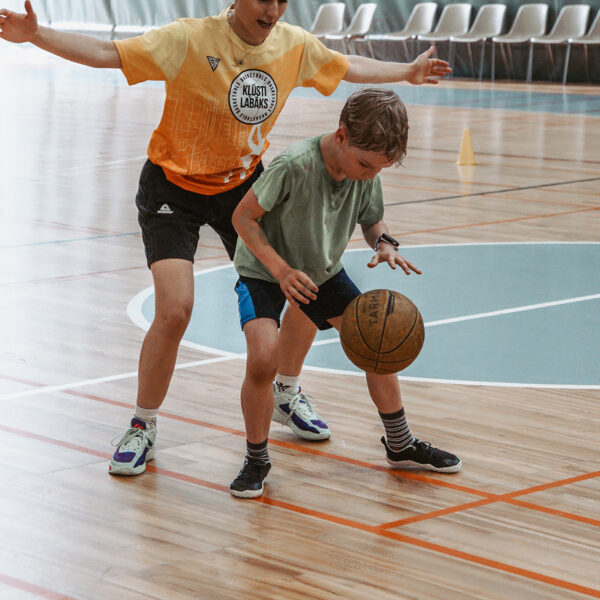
[339,88,409,165]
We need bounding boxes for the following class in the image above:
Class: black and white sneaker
[381,437,462,473]
[230,457,272,498]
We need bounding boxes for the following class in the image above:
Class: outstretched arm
[344,46,451,85]
[0,0,121,68]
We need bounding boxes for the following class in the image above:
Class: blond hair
[339,88,408,165]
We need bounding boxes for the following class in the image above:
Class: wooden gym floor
[1,44,599,599]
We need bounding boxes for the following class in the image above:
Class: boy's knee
[248,351,278,383]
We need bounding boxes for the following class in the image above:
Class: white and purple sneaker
[109,417,156,476]
[272,384,331,441]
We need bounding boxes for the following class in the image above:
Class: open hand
[0,0,38,44]
[367,248,421,275]
[408,46,452,85]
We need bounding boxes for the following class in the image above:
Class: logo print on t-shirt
[207,56,220,72]
[228,69,278,125]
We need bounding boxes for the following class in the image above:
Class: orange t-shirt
[114,8,349,195]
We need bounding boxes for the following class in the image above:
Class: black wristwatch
[374,232,400,251]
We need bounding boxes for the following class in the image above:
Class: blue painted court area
[133,243,600,388]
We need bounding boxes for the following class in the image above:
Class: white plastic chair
[111,0,176,39]
[310,3,346,38]
[450,4,506,80]
[491,3,548,81]
[378,3,438,61]
[324,3,378,57]
[526,4,590,82]
[563,9,600,84]
[416,3,472,57]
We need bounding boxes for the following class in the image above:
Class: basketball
[340,289,425,374]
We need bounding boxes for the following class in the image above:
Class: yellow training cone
[457,128,476,166]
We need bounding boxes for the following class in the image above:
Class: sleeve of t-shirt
[296,30,349,96]
[358,177,385,226]
[251,155,293,213]
[114,20,190,85]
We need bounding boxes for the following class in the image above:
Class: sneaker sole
[272,409,331,441]
[386,456,462,473]
[230,487,264,499]
[108,448,155,476]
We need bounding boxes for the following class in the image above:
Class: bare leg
[277,304,317,377]
[136,258,194,410]
[241,318,280,443]
[327,316,403,413]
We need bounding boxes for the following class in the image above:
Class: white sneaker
[272,384,331,440]
[108,417,156,476]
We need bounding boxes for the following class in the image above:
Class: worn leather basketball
[340,289,425,374]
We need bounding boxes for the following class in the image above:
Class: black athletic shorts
[235,269,361,331]
[135,159,264,267]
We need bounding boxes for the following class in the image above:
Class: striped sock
[379,407,414,452]
[246,439,270,463]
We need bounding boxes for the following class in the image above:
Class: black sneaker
[381,437,462,473]
[230,457,272,498]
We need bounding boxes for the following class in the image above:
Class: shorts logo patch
[229,69,278,125]
[207,56,220,72]
[157,204,174,215]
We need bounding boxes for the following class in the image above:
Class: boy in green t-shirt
[230,88,461,498]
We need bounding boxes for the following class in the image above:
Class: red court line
[1,422,599,599]
[0,573,79,600]
[507,498,600,528]
[3,377,599,527]
[347,205,600,244]
[380,469,600,529]
[396,206,600,236]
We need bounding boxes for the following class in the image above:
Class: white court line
[311,291,600,347]
[3,244,599,399]
[0,355,244,401]
[3,290,598,400]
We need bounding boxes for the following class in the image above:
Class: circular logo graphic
[229,69,278,125]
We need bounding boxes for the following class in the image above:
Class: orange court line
[380,469,600,529]
[348,205,600,244]
[2,376,599,528]
[1,421,599,600]
[0,572,80,600]
[396,205,600,238]
[507,498,600,528]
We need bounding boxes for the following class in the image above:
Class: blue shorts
[235,269,361,331]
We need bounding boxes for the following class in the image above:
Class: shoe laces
[411,439,437,457]
[111,426,151,453]
[236,458,270,483]
[284,391,320,425]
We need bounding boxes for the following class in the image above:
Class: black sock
[379,407,414,452]
[246,438,270,463]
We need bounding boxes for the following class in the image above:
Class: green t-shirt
[233,136,384,286]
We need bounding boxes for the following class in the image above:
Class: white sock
[134,406,158,429]
[275,374,300,394]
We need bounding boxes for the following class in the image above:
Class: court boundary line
[1,421,599,600]
[125,242,600,390]
[0,572,80,600]
[386,176,600,207]
[2,377,599,533]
